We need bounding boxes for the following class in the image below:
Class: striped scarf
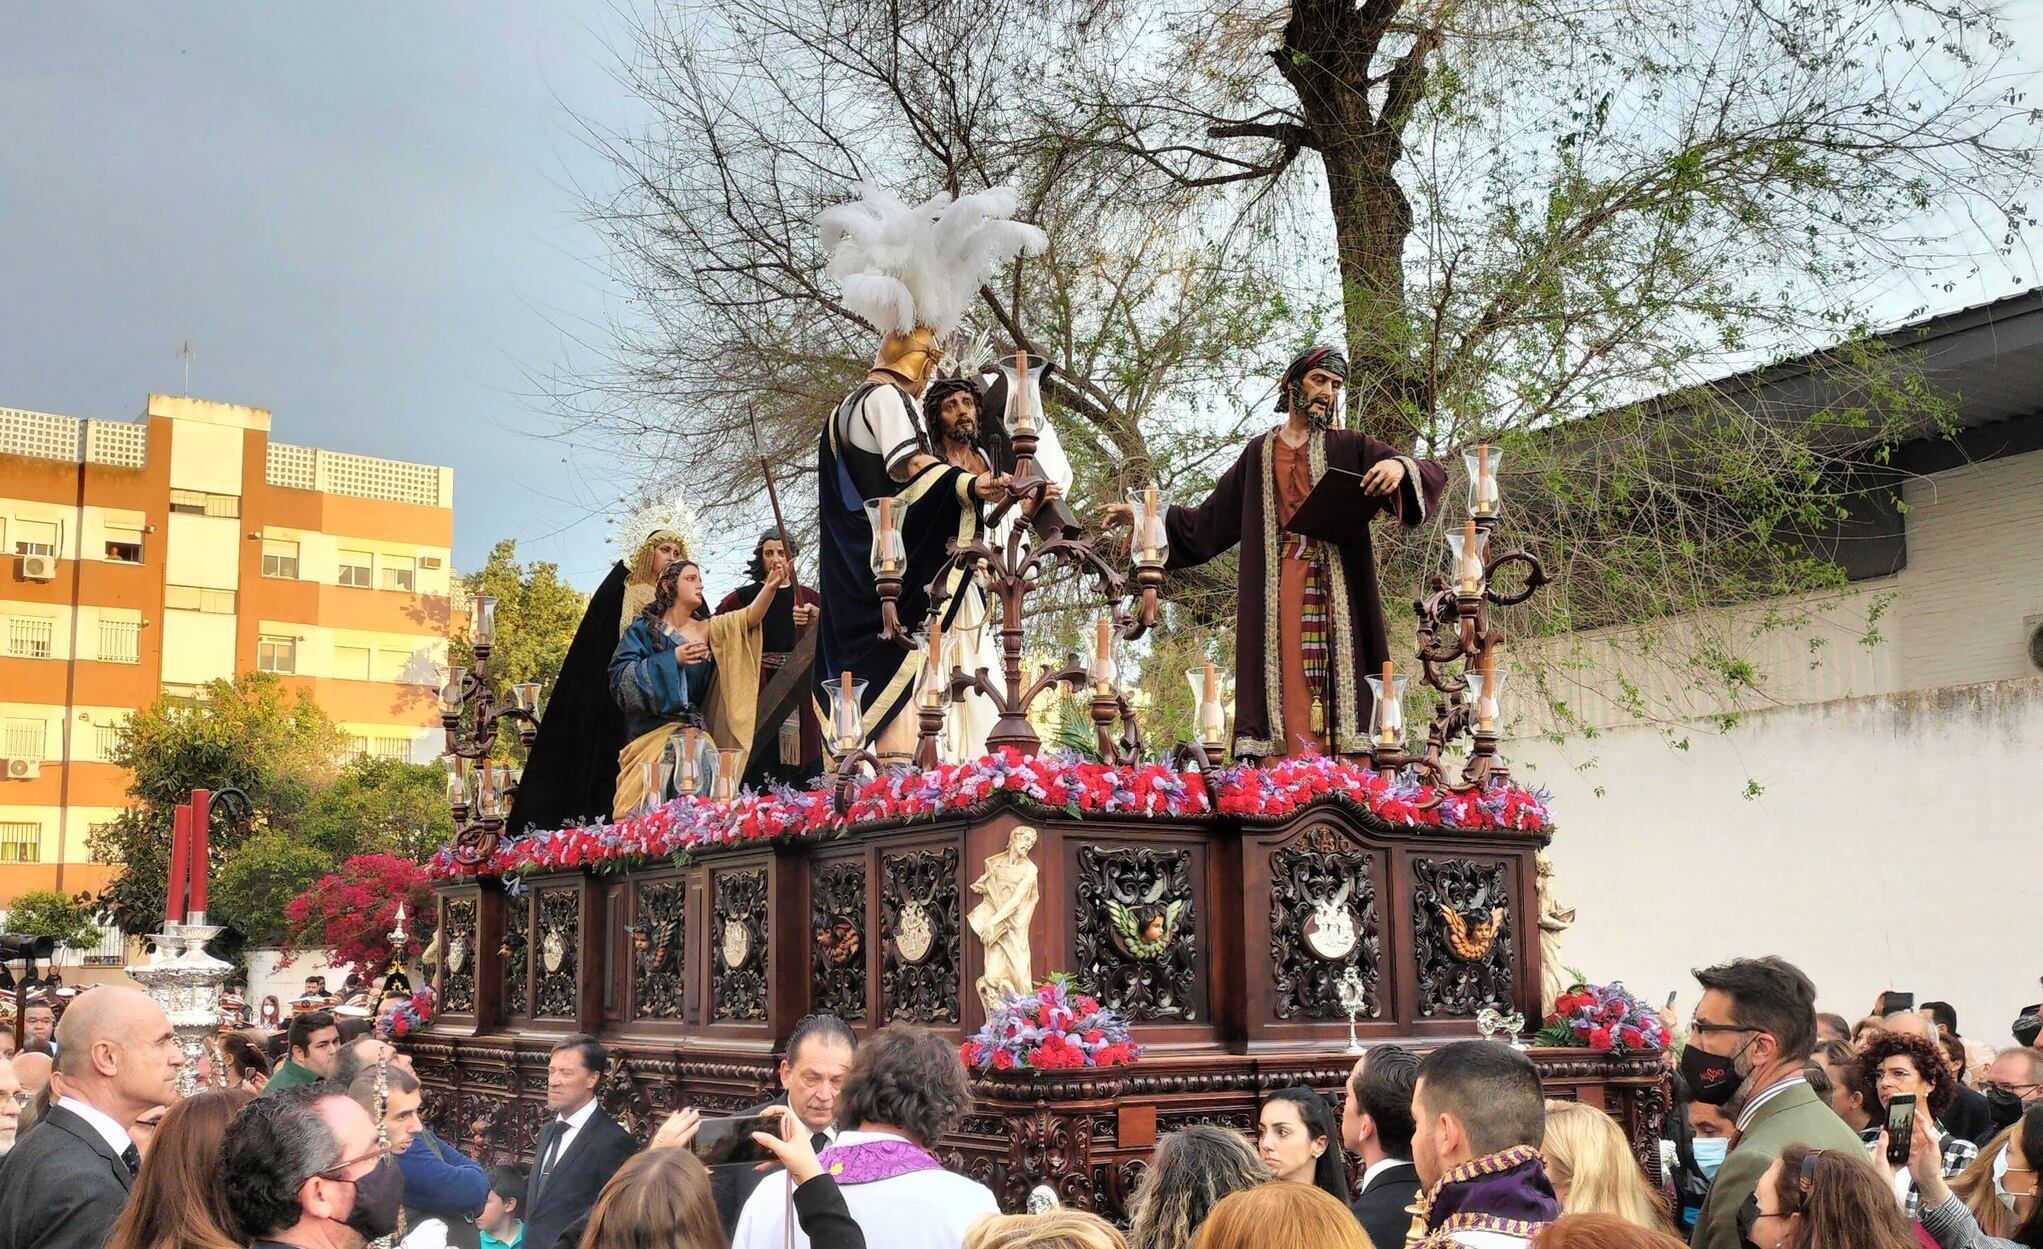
[1286,533,1331,736]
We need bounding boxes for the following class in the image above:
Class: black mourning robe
[1165,428,1447,758]
[502,562,630,834]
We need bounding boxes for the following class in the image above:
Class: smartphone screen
[1885,1093,1915,1164]
[688,1114,780,1167]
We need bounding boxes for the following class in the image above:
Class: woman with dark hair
[1859,1031,1979,1213]
[608,557,782,816]
[1125,1125,1271,1249]
[1906,1103,2043,1249]
[714,530,824,788]
[731,1023,994,1249]
[219,1031,271,1092]
[1747,1143,1917,1249]
[1256,1087,1347,1205]
[103,1087,256,1249]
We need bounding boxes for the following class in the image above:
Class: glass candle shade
[511,681,542,714]
[1184,664,1227,746]
[1445,522,1487,596]
[865,498,905,578]
[1468,669,1507,733]
[915,631,947,706]
[712,748,742,801]
[471,595,498,646]
[1128,487,1170,566]
[999,351,1049,438]
[637,760,672,815]
[1463,444,1503,517]
[827,675,869,752]
[443,757,470,808]
[1365,670,1409,749]
[440,665,467,717]
[1087,617,1118,693]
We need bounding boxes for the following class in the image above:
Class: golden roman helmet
[872,325,943,391]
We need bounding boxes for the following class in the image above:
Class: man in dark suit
[0,987,184,1249]
[1341,1043,1423,1249]
[523,1035,635,1249]
[709,1015,857,1234]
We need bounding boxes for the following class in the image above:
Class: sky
[0,3,650,590]
[3,4,2038,594]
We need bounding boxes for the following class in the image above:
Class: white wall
[1512,675,2043,1046]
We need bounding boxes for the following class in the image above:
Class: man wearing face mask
[223,1087,408,1249]
[1684,956,1866,1249]
[1985,1049,2043,1134]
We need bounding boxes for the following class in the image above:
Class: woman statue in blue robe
[609,558,784,816]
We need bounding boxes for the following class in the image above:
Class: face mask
[1681,1037,1752,1107]
[1992,1146,2022,1215]
[1690,1136,1729,1180]
[336,1156,405,1242]
[1987,1086,2027,1131]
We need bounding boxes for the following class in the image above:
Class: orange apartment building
[0,394,454,903]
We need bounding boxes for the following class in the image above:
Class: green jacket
[261,1057,323,1094]
[1691,1079,1866,1249]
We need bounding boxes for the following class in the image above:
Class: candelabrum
[442,594,544,866]
[127,912,234,1098]
[1368,445,1548,798]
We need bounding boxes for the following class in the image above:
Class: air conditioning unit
[18,554,56,581]
[420,556,443,570]
[1,758,40,781]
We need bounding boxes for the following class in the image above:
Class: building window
[333,645,372,681]
[87,824,120,865]
[257,636,298,674]
[91,722,122,761]
[372,737,411,761]
[6,618,54,659]
[164,585,236,613]
[12,519,58,558]
[97,618,140,664]
[0,825,40,865]
[2,719,48,760]
[261,538,300,579]
[346,735,372,760]
[103,525,144,563]
[380,557,416,593]
[374,648,413,683]
[338,550,373,587]
[168,489,239,518]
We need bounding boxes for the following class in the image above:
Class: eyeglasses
[1688,1019,1761,1036]
[313,1144,392,1182]
[1984,1081,2041,1097]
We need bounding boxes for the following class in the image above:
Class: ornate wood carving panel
[1411,857,1515,1017]
[811,858,868,1021]
[533,887,580,1020]
[710,868,769,1022]
[500,892,530,1017]
[1268,824,1382,1020]
[1072,845,1199,1022]
[630,878,687,1020]
[881,846,960,1024]
[440,895,477,1015]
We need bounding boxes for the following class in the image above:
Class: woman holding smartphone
[1859,1031,1981,1217]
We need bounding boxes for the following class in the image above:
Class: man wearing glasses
[0,1059,19,1157]
[223,1087,407,1249]
[1985,1048,2043,1131]
[1683,956,1868,1249]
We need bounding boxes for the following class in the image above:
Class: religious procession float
[411,185,1666,1218]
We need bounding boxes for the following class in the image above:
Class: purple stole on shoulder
[814,1138,944,1187]
[1418,1145,1562,1246]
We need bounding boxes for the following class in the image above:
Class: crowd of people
[0,956,2035,1249]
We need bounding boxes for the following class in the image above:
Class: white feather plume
[818,182,1049,337]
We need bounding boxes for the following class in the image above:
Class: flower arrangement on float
[377,986,435,1040]
[427,750,1554,881]
[1534,978,1669,1055]
[960,976,1139,1072]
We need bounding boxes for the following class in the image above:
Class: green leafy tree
[300,757,456,863]
[2,889,102,950]
[90,673,344,934]
[211,831,334,950]
[448,540,587,759]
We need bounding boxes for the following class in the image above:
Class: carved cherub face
[1141,914,1166,943]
